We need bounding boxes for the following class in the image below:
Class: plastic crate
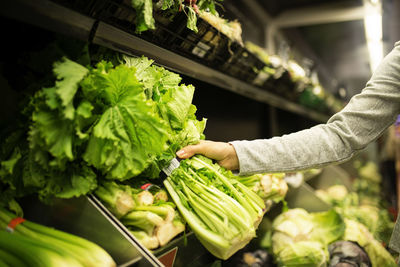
[158,10,231,68]
[93,0,138,34]
[219,43,267,84]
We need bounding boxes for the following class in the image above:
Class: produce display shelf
[0,0,330,123]
[92,22,328,124]
[88,195,216,267]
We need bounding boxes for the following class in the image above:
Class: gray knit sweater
[231,41,400,176]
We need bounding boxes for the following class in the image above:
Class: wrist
[226,143,239,170]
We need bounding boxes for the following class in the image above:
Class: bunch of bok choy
[95,181,185,249]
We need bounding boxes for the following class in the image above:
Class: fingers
[176,143,201,159]
[176,140,212,159]
[175,146,193,159]
[176,140,239,171]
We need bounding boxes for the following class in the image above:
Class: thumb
[176,141,208,159]
[176,145,198,159]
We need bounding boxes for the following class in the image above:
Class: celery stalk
[233,180,265,213]
[164,179,231,249]
[0,258,9,267]
[164,155,267,259]
[0,208,116,267]
[192,157,259,220]
[0,248,27,267]
[186,168,253,227]
[0,231,83,267]
[182,170,253,228]
[180,180,231,236]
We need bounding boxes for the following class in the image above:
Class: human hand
[176,140,239,171]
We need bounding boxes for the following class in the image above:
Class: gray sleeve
[231,42,400,176]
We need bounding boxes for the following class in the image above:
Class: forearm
[231,123,376,175]
[231,42,400,175]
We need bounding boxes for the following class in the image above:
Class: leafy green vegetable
[186,7,198,32]
[357,161,382,183]
[95,181,135,218]
[1,54,205,203]
[276,241,328,267]
[131,0,155,33]
[123,56,206,177]
[235,173,288,203]
[29,58,88,169]
[130,230,159,249]
[315,183,395,244]
[81,63,169,180]
[343,219,396,267]
[4,57,98,203]
[0,247,27,267]
[270,208,345,266]
[309,209,346,245]
[198,0,223,14]
[122,210,165,234]
[0,208,116,267]
[164,155,265,260]
[272,208,314,247]
[315,185,348,205]
[50,164,97,199]
[131,0,223,33]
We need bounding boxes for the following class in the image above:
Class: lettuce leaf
[28,58,89,170]
[1,54,205,202]
[131,0,155,33]
[82,63,169,180]
[186,7,198,33]
[122,56,206,177]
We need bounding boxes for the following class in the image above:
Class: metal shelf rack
[0,0,330,123]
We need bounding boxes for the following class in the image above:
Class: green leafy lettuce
[124,56,206,177]
[81,63,169,180]
[269,208,345,266]
[0,55,205,203]
[132,0,223,33]
[132,0,155,33]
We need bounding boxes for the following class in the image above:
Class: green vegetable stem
[164,155,266,259]
[0,208,116,267]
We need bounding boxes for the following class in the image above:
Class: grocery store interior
[1,0,400,266]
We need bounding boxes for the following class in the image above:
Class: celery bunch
[164,155,266,259]
[0,208,116,267]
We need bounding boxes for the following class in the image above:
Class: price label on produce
[158,247,178,267]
